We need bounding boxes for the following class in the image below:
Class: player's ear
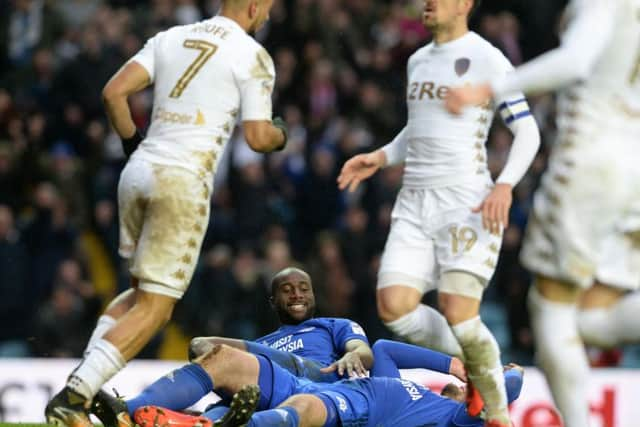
[248,0,258,20]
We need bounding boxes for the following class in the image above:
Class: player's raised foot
[465,380,485,417]
[214,384,261,427]
[134,406,213,427]
[45,387,94,427]
[91,388,134,427]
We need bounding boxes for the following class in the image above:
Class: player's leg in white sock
[450,316,509,423]
[83,288,137,356]
[377,284,464,358]
[579,285,640,348]
[440,272,509,424]
[69,338,126,399]
[383,304,463,358]
[529,283,590,427]
[68,289,177,400]
[83,315,116,357]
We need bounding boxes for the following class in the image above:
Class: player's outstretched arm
[446,0,615,113]
[320,338,373,377]
[370,339,466,381]
[337,150,386,193]
[102,61,152,155]
[337,125,408,192]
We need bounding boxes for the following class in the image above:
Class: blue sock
[203,405,229,421]
[256,355,275,409]
[247,406,299,427]
[126,363,214,415]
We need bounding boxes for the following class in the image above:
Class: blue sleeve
[331,319,369,352]
[504,369,523,404]
[371,340,452,378]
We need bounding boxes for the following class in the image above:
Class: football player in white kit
[338,1,540,426]
[446,0,640,426]
[45,1,287,426]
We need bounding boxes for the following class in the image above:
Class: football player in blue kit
[132,340,520,427]
[188,267,373,382]
[91,267,375,426]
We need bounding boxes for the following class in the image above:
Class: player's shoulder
[305,317,353,331]
[313,317,352,325]
[465,32,514,71]
[255,329,278,342]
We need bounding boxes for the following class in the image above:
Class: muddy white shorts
[118,159,211,298]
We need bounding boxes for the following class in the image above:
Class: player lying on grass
[92,268,467,426]
[186,267,373,382]
[91,267,374,425]
[131,346,522,427]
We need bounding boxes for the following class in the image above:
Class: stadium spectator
[0,205,30,357]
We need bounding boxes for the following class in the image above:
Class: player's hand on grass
[321,352,367,377]
[445,83,492,115]
[449,357,468,382]
[337,151,386,192]
[473,183,512,236]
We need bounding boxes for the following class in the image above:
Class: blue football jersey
[255,318,368,366]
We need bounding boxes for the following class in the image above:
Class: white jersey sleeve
[235,47,275,121]
[488,52,541,186]
[490,0,617,97]
[381,126,409,166]
[129,33,161,83]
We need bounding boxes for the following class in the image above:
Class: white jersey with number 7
[128,15,275,179]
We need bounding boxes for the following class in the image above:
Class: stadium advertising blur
[0,359,636,426]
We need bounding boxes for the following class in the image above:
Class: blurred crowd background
[1,0,638,367]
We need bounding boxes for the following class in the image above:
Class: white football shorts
[378,180,503,297]
[520,132,640,290]
[118,158,211,298]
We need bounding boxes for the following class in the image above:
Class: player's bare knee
[439,272,483,324]
[194,343,226,369]
[535,275,582,303]
[376,289,418,322]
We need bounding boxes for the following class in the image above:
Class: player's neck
[433,22,469,45]
[219,8,252,33]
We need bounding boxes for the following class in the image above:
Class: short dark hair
[470,0,482,17]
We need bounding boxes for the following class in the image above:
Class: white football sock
[83,315,117,357]
[68,338,125,400]
[384,304,463,358]
[528,286,590,427]
[579,292,640,348]
[451,316,509,424]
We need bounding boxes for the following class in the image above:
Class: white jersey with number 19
[129,15,275,180]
